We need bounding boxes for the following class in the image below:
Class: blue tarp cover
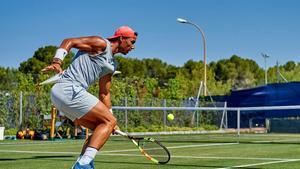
[223,82,300,127]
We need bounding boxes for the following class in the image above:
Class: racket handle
[39,73,62,85]
[114,130,127,136]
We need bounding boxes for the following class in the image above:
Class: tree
[143,58,168,79]
[115,55,146,78]
[284,61,296,71]
[211,55,264,89]
[0,67,19,91]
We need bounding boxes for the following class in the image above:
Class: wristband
[54,48,68,61]
[52,58,62,65]
[109,108,113,114]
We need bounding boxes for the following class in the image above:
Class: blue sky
[0,0,299,69]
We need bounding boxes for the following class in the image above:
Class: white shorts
[51,82,99,121]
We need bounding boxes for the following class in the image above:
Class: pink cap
[107,26,137,39]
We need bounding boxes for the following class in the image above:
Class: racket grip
[39,73,62,85]
[114,130,127,136]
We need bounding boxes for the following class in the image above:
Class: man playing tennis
[41,26,138,169]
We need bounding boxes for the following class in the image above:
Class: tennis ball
[167,113,174,121]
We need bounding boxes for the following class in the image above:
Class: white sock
[78,147,98,165]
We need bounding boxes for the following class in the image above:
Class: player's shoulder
[82,36,107,48]
[85,36,106,42]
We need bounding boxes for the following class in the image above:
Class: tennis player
[41,26,138,169]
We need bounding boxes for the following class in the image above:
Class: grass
[0,133,300,169]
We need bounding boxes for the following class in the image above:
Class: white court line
[0,142,237,154]
[2,142,299,168]
[166,143,238,149]
[241,134,300,137]
[171,155,293,161]
[216,159,300,169]
[251,139,300,143]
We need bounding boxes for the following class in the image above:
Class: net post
[50,105,57,140]
[237,108,240,143]
[163,99,167,131]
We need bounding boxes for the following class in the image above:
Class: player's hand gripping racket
[114,130,171,164]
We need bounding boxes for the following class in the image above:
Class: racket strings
[138,139,169,162]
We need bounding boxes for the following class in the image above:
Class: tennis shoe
[90,159,94,168]
[71,155,95,169]
[72,161,93,169]
[71,155,82,169]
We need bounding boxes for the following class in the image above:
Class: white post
[193,81,203,126]
[225,102,228,130]
[237,108,240,143]
[220,101,228,130]
[0,127,4,140]
[163,99,167,131]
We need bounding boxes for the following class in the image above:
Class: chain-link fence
[0,91,52,129]
[0,91,224,131]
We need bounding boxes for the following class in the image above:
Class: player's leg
[71,119,97,168]
[73,101,116,168]
[73,119,97,155]
[75,101,116,149]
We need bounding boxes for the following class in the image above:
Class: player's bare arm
[60,36,107,55]
[41,36,107,73]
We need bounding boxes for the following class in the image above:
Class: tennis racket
[39,73,62,85]
[114,130,171,164]
[39,71,121,85]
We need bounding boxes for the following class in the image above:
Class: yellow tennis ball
[167,113,174,121]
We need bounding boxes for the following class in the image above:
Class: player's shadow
[0,156,261,169]
[92,160,261,169]
[0,155,74,161]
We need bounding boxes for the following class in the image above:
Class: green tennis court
[1,133,300,169]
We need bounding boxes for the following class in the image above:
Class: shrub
[4,128,18,136]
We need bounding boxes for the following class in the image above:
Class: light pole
[261,53,270,85]
[177,18,207,96]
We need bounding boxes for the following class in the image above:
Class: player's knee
[108,116,117,129]
[101,115,116,131]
